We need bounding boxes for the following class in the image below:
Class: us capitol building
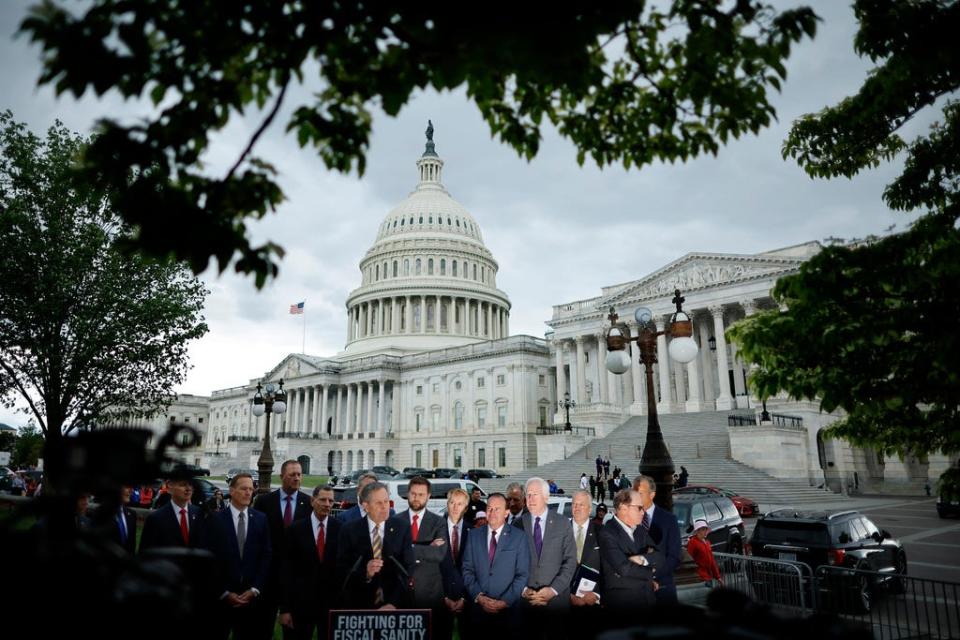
[144,127,949,493]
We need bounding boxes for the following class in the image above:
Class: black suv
[673,493,746,554]
[750,509,907,612]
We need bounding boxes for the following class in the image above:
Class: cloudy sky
[0,2,928,428]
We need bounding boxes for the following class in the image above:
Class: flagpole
[302,300,307,353]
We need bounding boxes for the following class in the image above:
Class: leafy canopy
[20,1,817,286]
[0,111,209,441]
[729,0,960,457]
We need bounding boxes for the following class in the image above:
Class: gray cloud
[0,1,931,426]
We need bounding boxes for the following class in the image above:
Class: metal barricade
[815,565,960,640]
[714,552,814,612]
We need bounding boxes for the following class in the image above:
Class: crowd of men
[104,461,681,640]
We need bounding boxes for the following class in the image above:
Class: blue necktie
[117,511,127,544]
[534,516,543,558]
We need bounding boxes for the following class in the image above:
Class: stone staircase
[510,411,850,511]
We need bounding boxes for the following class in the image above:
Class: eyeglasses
[629,504,645,510]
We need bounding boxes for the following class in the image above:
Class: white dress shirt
[171,500,191,531]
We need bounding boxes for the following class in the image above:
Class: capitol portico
[169,126,953,495]
[546,242,820,433]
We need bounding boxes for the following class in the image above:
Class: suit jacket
[102,506,137,554]
[462,524,529,607]
[398,508,449,607]
[570,519,602,593]
[202,506,272,596]
[518,510,578,610]
[440,518,470,601]
[336,515,414,609]
[647,506,682,590]
[139,502,205,552]
[597,517,664,610]
[279,514,341,616]
[253,489,312,598]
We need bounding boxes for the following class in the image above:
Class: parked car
[672,493,746,553]
[675,484,759,516]
[344,468,397,484]
[225,468,259,488]
[331,485,359,516]
[467,468,503,479]
[937,488,960,518]
[749,509,907,613]
[381,478,487,515]
[176,463,211,477]
[401,467,435,479]
[371,465,401,478]
[433,467,461,479]
[191,478,220,505]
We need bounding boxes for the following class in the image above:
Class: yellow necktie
[576,524,585,563]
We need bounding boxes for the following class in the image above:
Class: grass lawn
[210,474,330,489]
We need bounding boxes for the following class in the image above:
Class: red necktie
[451,524,459,560]
[488,529,497,565]
[179,508,189,545]
[316,521,325,560]
[284,495,293,527]
[411,514,420,542]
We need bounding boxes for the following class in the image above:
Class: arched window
[400,218,405,226]
[416,259,422,275]
[481,266,485,282]
[473,264,477,280]
[428,258,434,275]
[393,261,398,277]
[429,216,433,224]
[383,261,388,279]
[454,402,464,430]
[456,219,460,227]
[452,260,458,277]
[419,216,424,224]
[404,259,410,276]
[375,264,379,280]
[464,262,470,279]
[440,259,446,275]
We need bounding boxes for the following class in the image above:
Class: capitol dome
[342,123,511,356]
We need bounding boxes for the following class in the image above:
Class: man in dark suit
[278,484,341,640]
[440,486,470,638]
[203,473,272,640]
[504,482,526,527]
[337,473,395,522]
[337,481,413,609]
[102,485,138,554]
[517,477,577,638]
[633,475,681,604]
[598,489,664,628]
[139,477,205,552]
[569,490,602,638]
[461,493,529,636]
[398,477,454,635]
[252,460,312,639]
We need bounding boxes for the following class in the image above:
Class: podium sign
[329,609,431,640]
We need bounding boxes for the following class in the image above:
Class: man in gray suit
[397,477,449,611]
[518,477,577,638]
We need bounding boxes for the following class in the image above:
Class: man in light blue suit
[462,493,529,637]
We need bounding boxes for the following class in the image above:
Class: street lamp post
[560,391,576,432]
[604,289,699,510]
[251,380,287,495]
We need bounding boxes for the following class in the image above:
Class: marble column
[673,353,687,404]
[486,303,493,338]
[420,296,427,333]
[336,385,345,434]
[378,379,386,434]
[365,381,374,434]
[319,384,328,436]
[697,315,716,406]
[711,305,734,410]
[405,297,412,333]
[289,387,299,433]
[685,322,705,412]
[575,336,587,403]
[629,323,644,413]
[554,339,566,411]
[656,318,673,413]
[347,310,352,341]
[447,297,455,334]
[308,384,321,434]
[596,333,609,404]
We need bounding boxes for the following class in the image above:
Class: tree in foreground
[0,111,209,475]
[728,0,960,459]
[20,1,817,286]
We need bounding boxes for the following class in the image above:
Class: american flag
[289,301,305,315]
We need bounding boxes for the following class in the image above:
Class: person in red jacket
[686,519,722,587]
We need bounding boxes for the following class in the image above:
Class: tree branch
[223,80,290,184]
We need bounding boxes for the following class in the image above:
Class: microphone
[388,554,414,591]
[340,555,363,595]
